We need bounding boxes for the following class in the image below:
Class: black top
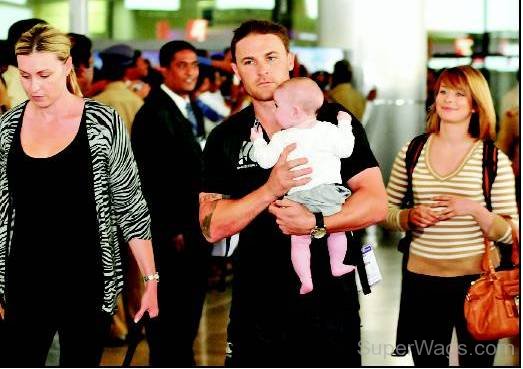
[202,103,379,341]
[6,107,102,312]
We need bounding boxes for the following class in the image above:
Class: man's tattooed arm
[199,183,279,242]
[199,192,225,241]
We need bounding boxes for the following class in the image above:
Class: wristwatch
[310,212,327,239]
[143,272,160,283]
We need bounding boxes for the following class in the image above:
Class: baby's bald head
[276,77,324,116]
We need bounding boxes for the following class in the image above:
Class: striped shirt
[384,135,518,271]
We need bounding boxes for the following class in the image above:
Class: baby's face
[273,89,296,129]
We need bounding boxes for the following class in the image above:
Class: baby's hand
[250,125,262,141]
[337,111,352,122]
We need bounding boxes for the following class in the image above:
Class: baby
[250,77,356,294]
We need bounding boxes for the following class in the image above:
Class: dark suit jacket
[132,88,209,366]
[131,87,206,262]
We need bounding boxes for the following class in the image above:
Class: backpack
[392,134,499,356]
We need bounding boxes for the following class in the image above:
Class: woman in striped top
[383,65,518,366]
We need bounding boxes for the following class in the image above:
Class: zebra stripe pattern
[0,99,151,313]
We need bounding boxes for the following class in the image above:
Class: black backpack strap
[401,134,429,209]
[482,139,498,211]
[481,140,513,269]
[397,134,429,253]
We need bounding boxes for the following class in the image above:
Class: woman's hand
[128,239,158,322]
[134,281,159,323]
[431,195,481,221]
[0,304,4,320]
[408,205,440,228]
[268,198,315,235]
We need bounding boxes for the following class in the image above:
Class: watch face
[312,227,327,239]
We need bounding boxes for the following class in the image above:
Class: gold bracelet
[143,272,159,283]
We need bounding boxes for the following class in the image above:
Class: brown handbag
[464,217,520,341]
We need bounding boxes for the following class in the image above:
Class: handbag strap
[481,236,496,274]
[481,215,520,273]
[479,139,501,273]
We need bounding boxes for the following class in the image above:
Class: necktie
[196,99,223,123]
[186,102,198,136]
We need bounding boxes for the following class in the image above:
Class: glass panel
[425,0,485,33]
[2,0,27,4]
[0,4,33,38]
[88,0,107,36]
[36,0,69,32]
[486,0,519,31]
[124,0,180,11]
[215,0,275,10]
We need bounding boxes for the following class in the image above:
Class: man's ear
[231,63,241,82]
[287,52,295,72]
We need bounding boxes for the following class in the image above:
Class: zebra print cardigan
[0,99,152,313]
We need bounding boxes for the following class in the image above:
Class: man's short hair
[68,33,92,69]
[7,18,47,46]
[230,20,290,63]
[159,40,196,68]
[331,60,353,88]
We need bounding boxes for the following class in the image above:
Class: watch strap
[314,212,324,228]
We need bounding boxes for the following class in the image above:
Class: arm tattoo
[199,193,224,202]
[202,200,218,239]
[199,193,225,239]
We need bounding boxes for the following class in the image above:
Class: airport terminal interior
[0,0,520,366]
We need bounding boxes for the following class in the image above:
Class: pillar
[69,0,88,34]
[318,0,427,182]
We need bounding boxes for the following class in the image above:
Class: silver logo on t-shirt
[237,141,257,169]
[236,118,261,170]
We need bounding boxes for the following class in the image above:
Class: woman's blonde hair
[426,65,496,140]
[15,24,82,97]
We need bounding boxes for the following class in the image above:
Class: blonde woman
[383,66,518,366]
[0,24,158,366]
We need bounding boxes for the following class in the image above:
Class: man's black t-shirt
[202,102,378,363]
